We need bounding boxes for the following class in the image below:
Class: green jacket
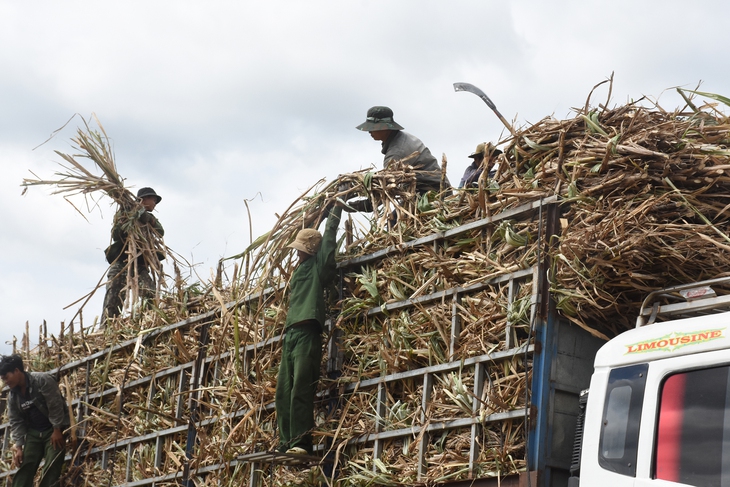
[285,206,342,329]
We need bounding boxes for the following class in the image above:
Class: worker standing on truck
[458,142,501,188]
[0,354,70,487]
[101,187,165,324]
[275,203,343,455]
[356,106,450,194]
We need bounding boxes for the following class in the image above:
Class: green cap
[356,106,404,131]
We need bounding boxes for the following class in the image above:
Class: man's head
[469,142,502,163]
[137,187,162,212]
[0,354,24,388]
[356,106,404,140]
[288,228,322,259]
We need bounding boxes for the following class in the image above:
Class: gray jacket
[381,131,451,193]
[8,372,70,446]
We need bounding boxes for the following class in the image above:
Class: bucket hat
[356,106,404,132]
[137,187,162,204]
[288,228,322,255]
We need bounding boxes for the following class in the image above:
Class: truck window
[655,365,730,487]
[599,363,648,477]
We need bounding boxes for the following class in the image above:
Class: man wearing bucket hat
[101,187,165,324]
[275,203,343,455]
[356,106,450,196]
[458,142,502,188]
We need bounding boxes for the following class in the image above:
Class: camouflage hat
[288,228,322,255]
[137,187,162,204]
[356,106,405,132]
[469,142,502,159]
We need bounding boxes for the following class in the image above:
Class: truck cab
[575,278,730,487]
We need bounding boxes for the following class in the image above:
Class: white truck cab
[573,278,730,487]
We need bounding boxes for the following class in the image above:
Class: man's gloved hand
[343,198,373,213]
[337,181,362,201]
[139,211,155,224]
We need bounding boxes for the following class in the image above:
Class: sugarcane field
[3,80,730,487]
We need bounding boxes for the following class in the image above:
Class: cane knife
[453,82,516,137]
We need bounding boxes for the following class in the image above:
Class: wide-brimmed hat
[137,187,162,204]
[469,142,502,159]
[288,228,322,255]
[356,106,405,132]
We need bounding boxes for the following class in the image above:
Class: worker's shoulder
[394,130,424,146]
[29,370,60,385]
[385,130,425,158]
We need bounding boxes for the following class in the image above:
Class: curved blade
[453,82,497,111]
[453,81,516,136]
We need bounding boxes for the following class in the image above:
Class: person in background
[0,354,70,487]
[101,187,165,324]
[459,142,502,188]
[356,106,450,195]
[275,203,343,455]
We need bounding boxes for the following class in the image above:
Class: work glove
[337,181,361,201]
[343,198,373,213]
[139,211,155,224]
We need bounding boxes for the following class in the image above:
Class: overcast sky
[1,0,729,355]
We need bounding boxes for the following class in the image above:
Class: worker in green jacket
[275,204,343,455]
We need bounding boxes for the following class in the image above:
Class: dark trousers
[101,259,155,323]
[13,428,65,487]
[275,322,322,453]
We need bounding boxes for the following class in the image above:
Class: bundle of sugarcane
[22,115,171,325]
[485,88,730,337]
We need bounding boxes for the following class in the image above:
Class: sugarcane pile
[509,88,730,337]
[7,87,730,486]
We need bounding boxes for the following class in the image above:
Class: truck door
[634,361,730,487]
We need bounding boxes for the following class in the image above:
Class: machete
[453,82,516,137]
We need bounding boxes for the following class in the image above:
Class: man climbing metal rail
[275,202,343,455]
